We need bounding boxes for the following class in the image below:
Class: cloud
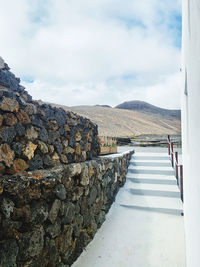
[0,0,182,109]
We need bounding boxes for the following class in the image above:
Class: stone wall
[0,57,99,174]
[0,151,133,267]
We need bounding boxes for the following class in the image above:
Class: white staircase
[73,150,186,267]
[116,152,183,215]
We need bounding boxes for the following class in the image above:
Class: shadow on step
[120,204,183,216]
[127,178,177,185]
[128,168,175,176]
[132,156,170,161]
[128,188,180,198]
[130,161,171,167]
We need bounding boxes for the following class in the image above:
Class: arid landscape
[50,101,181,138]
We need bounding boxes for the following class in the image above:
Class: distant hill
[50,103,181,137]
[116,100,181,120]
[95,104,112,108]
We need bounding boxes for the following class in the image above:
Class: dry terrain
[50,104,181,138]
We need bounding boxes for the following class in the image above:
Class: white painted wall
[182,0,200,266]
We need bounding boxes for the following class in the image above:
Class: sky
[0,0,182,109]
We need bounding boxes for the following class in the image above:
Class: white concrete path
[72,150,186,267]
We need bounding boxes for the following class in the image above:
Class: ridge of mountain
[115,100,181,120]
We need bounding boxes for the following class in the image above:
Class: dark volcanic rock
[1,126,16,143]
[19,225,45,260]
[0,239,19,267]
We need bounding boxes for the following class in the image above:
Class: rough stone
[0,143,14,167]
[0,239,19,267]
[45,238,59,266]
[19,225,45,260]
[89,165,95,178]
[49,130,60,143]
[3,113,17,126]
[38,140,48,154]
[23,141,37,160]
[80,165,89,186]
[55,184,66,200]
[64,124,70,132]
[76,132,82,141]
[67,163,82,177]
[38,128,49,142]
[29,154,43,170]
[46,221,61,238]
[15,123,25,136]
[13,205,31,223]
[56,225,73,254]
[25,126,38,140]
[49,199,61,223]
[96,211,106,227]
[63,146,75,154]
[25,103,37,115]
[1,126,16,143]
[60,154,68,164]
[47,120,59,131]
[12,142,22,157]
[0,97,19,112]
[16,109,30,124]
[63,140,69,148]
[52,152,60,162]
[12,159,28,172]
[1,198,15,219]
[48,144,54,154]
[54,141,63,155]
[31,116,44,128]
[43,155,53,167]
[72,187,84,201]
[75,143,81,155]
[61,202,75,224]
[30,204,49,225]
[88,186,98,206]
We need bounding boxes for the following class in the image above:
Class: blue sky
[0,0,182,108]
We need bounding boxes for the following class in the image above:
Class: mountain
[115,100,181,120]
[95,104,112,108]
[50,103,181,137]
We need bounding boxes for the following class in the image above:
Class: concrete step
[128,165,174,171]
[119,204,183,216]
[130,161,171,167]
[115,188,183,211]
[124,179,180,192]
[128,188,181,198]
[128,168,175,176]
[132,153,170,161]
[126,172,176,180]
[127,176,177,185]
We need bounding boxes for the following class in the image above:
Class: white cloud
[0,0,182,109]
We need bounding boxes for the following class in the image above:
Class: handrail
[167,135,184,202]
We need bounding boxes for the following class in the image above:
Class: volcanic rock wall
[0,152,133,267]
[0,58,134,267]
[0,57,99,174]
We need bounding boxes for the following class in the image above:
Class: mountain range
[50,100,181,137]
